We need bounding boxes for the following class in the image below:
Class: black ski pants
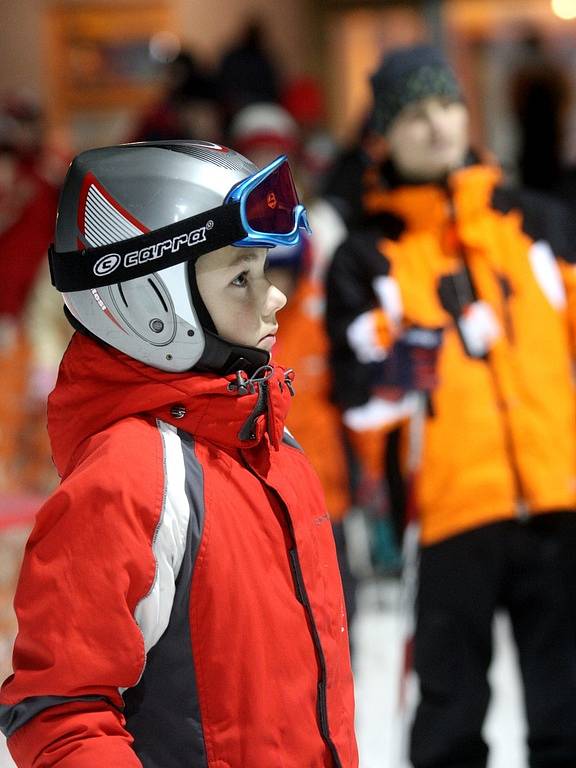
[410,514,576,768]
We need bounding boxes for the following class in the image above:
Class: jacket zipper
[240,453,344,768]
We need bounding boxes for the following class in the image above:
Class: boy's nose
[267,284,287,315]
[426,104,446,132]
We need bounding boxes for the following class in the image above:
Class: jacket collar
[362,161,502,233]
[48,333,294,478]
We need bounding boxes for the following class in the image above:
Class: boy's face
[386,96,469,182]
[195,246,287,352]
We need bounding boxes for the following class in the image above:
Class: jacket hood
[48,333,294,478]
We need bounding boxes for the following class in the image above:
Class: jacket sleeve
[552,202,576,354]
[559,265,576,356]
[326,232,400,363]
[530,194,576,357]
[0,429,168,766]
[495,185,576,355]
[325,232,403,413]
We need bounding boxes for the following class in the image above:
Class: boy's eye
[231,271,249,287]
[439,96,459,109]
[413,106,430,120]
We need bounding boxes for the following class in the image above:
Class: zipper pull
[284,368,296,396]
[227,371,249,395]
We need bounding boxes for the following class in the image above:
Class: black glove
[376,326,443,393]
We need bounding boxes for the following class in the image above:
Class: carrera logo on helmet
[92,225,210,277]
[93,253,121,277]
[124,225,208,268]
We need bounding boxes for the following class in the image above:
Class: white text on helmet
[91,224,210,278]
[123,225,208,268]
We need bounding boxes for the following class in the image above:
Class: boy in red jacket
[0,141,358,768]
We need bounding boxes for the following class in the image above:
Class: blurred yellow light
[551,0,576,20]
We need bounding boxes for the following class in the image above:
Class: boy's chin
[257,335,277,352]
[408,157,464,183]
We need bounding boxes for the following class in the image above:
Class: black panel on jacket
[123,431,207,768]
[326,231,392,410]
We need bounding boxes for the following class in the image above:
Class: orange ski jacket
[275,275,351,521]
[326,163,576,545]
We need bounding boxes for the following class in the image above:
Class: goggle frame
[225,154,311,249]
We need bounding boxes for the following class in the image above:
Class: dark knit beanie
[370,44,462,135]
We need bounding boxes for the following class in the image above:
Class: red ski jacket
[0,332,358,768]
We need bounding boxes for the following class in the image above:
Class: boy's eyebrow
[230,250,259,266]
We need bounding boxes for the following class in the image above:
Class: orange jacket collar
[363,163,503,232]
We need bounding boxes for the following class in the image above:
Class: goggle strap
[49,202,246,293]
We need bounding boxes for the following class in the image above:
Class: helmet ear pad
[62,265,206,372]
[108,275,177,345]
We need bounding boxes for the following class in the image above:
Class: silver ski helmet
[49,141,309,374]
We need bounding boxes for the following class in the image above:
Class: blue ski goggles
[225,154,311,248]
[49,155,310,293]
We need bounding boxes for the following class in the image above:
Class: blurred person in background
[281,74,338,199]
[216,18,280,131]
[510,28,570,194]
[326,43,576,768]
[229,101,300,173]
[317,112,408,573]
[130,49,222,143]
[0,92,68,494]
[229,102,358,633]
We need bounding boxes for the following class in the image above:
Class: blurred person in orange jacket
[326,43,576,768]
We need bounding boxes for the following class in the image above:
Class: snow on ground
[0,578,528,768]
[352,579,527,768]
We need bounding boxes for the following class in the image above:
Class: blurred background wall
[0,0,316,147]
[1,0,576,165]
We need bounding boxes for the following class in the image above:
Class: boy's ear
[364,132,390,164]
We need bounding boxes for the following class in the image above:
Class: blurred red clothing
[0,154,60,318]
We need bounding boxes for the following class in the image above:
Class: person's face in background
[386,96,469,182]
